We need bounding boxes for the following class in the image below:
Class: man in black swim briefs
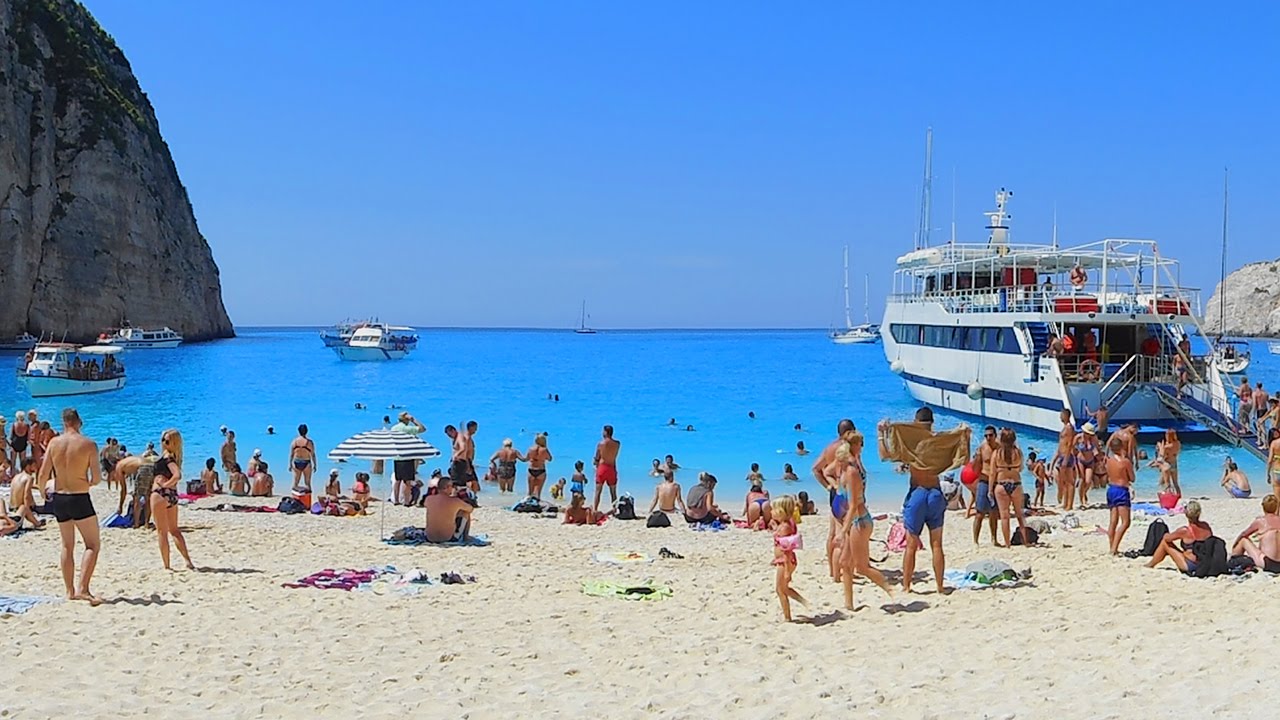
[38,408,103,605]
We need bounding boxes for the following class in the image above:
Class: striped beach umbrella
[327,428,441,462]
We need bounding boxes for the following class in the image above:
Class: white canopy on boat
[77,345,124,355]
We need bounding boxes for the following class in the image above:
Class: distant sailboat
[1211,168,1249,374]
[831,247,878,344]
[575,301,597,335]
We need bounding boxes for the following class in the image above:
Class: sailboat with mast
[574,301,597,335]
[831,246,879,344]
[1211,168,1250,374]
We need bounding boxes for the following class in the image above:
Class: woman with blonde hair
[115,429,194,570]
[833,435,893,609]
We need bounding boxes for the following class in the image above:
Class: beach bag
[615,495,637,520]
[646,511,671,528]
[185,480,206,495]
[512,497,543,513]
[1010,526,1039,546]
[1140,519,1168,557]
[885,521,908,553]
[277,497,306,515]
[1228,554,1257,575]
[1190,536,1228,578]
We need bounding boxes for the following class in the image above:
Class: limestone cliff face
[0,0,232,341]
[1203,260,1280,337]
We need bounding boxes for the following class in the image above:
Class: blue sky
[86,1,1280,329]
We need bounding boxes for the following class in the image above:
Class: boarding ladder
[1021,321,1052,382]
[1097,354,1141,415]
[1140,357,1266,463]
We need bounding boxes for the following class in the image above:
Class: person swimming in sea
[781,463,798,482]
[745,462,765,485]
[684,425,695,432]
[795,440,809,456]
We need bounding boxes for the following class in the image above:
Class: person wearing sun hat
[1075,422,1101,507]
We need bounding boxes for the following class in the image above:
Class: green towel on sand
[581,580,673,601]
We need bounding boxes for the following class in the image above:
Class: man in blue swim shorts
[879,407,972,595]
[973,425,1000,546]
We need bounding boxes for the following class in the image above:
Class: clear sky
[85,1,1280,329]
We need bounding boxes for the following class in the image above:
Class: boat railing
[888,282,1201,316]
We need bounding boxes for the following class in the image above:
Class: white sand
[1,487,1276,719]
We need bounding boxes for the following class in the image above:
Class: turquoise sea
[9,329,1275,509]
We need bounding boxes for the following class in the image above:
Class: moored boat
[882,186,1253,456]
[20,344,126,397]
[320,319,373,348]
[101,325,183,349]
[0,333,37,352]
[332,323,418,361]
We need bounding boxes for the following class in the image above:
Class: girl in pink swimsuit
[769,495,807,622]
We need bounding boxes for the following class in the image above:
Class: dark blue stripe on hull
[900,371,1064,412]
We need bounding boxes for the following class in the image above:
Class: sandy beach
[2,486,1277,719]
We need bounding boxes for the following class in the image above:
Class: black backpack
[646,511,671,528]
[1011,526,1039,546]
[615,496,637,520]
[277,497,307,515]
[1190,536,1229,578]
[1140,519,1168,556]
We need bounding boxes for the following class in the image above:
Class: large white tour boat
[882,189,1254,456]
[101,325,183,349]
[20,344,126,397]
[332,323,418,361]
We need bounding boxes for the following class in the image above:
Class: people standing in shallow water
[489,439,523,494]
[526,433,552,499]
[796,441,808,456]
[39,408,102,605]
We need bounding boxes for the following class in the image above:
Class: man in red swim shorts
[593,425,621,513]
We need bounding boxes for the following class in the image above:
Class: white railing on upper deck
[886,283,1202,317]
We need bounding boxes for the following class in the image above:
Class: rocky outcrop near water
[0,0,232,342]
[1204,260,1280,337]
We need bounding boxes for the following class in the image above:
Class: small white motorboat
[0,333,37,352]
[333,324,418,361]
[320,319,372,348]
[100,325,183,349]
[1212,339,1251,375]
[1270,342,1280,355]
[20,344,126,397]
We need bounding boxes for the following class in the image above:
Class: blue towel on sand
[0,595,60,615]
[690,520,726,532]
[1132,502,1170,516]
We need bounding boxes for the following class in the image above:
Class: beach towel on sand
[383,526,491,547]
[283,568,387,590]
[592,551,654,565]
[581,580,673,601]
[878,422,971,474]
[0,595,62,614]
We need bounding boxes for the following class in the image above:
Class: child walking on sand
[769,495,807,622]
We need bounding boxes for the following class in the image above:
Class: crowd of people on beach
[9,398,1280,617]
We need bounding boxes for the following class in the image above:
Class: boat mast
[1219,167,1229,337]
[949,166,956,245]
[863,273,871,325]
[842,246,853,330]
[915,127,933,250]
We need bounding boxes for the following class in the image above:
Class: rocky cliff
[1203,260,1280,337]
[0,0,232,341]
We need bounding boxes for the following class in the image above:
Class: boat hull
[104,339,181,349]
[333,346,412,361]
[20,375,126,397]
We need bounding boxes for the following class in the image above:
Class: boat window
[1000,329,1022,353]
[889,324,1022,355]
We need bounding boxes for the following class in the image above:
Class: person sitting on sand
[325,469,341,500]
[228,462,249,497]
[1146,500,1212,573]
[0,498,20,537]
[424,477,475,542]
[247,449,263,478]
[250,461,274,497]
[797,491,816,516]
[743,477,772,529]
[1222,461,1251,499]
[781,463,799,482]
[564,493,600,525]
[684,473,730,525]
[1231,494,1280,572]
[194,458,219,495]
[9,457,45,529]
[647,467,686,516]
[351,472,371,508]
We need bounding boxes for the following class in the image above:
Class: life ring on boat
[1078,358,1101,381]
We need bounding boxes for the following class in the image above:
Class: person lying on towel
[424,477,475,543]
